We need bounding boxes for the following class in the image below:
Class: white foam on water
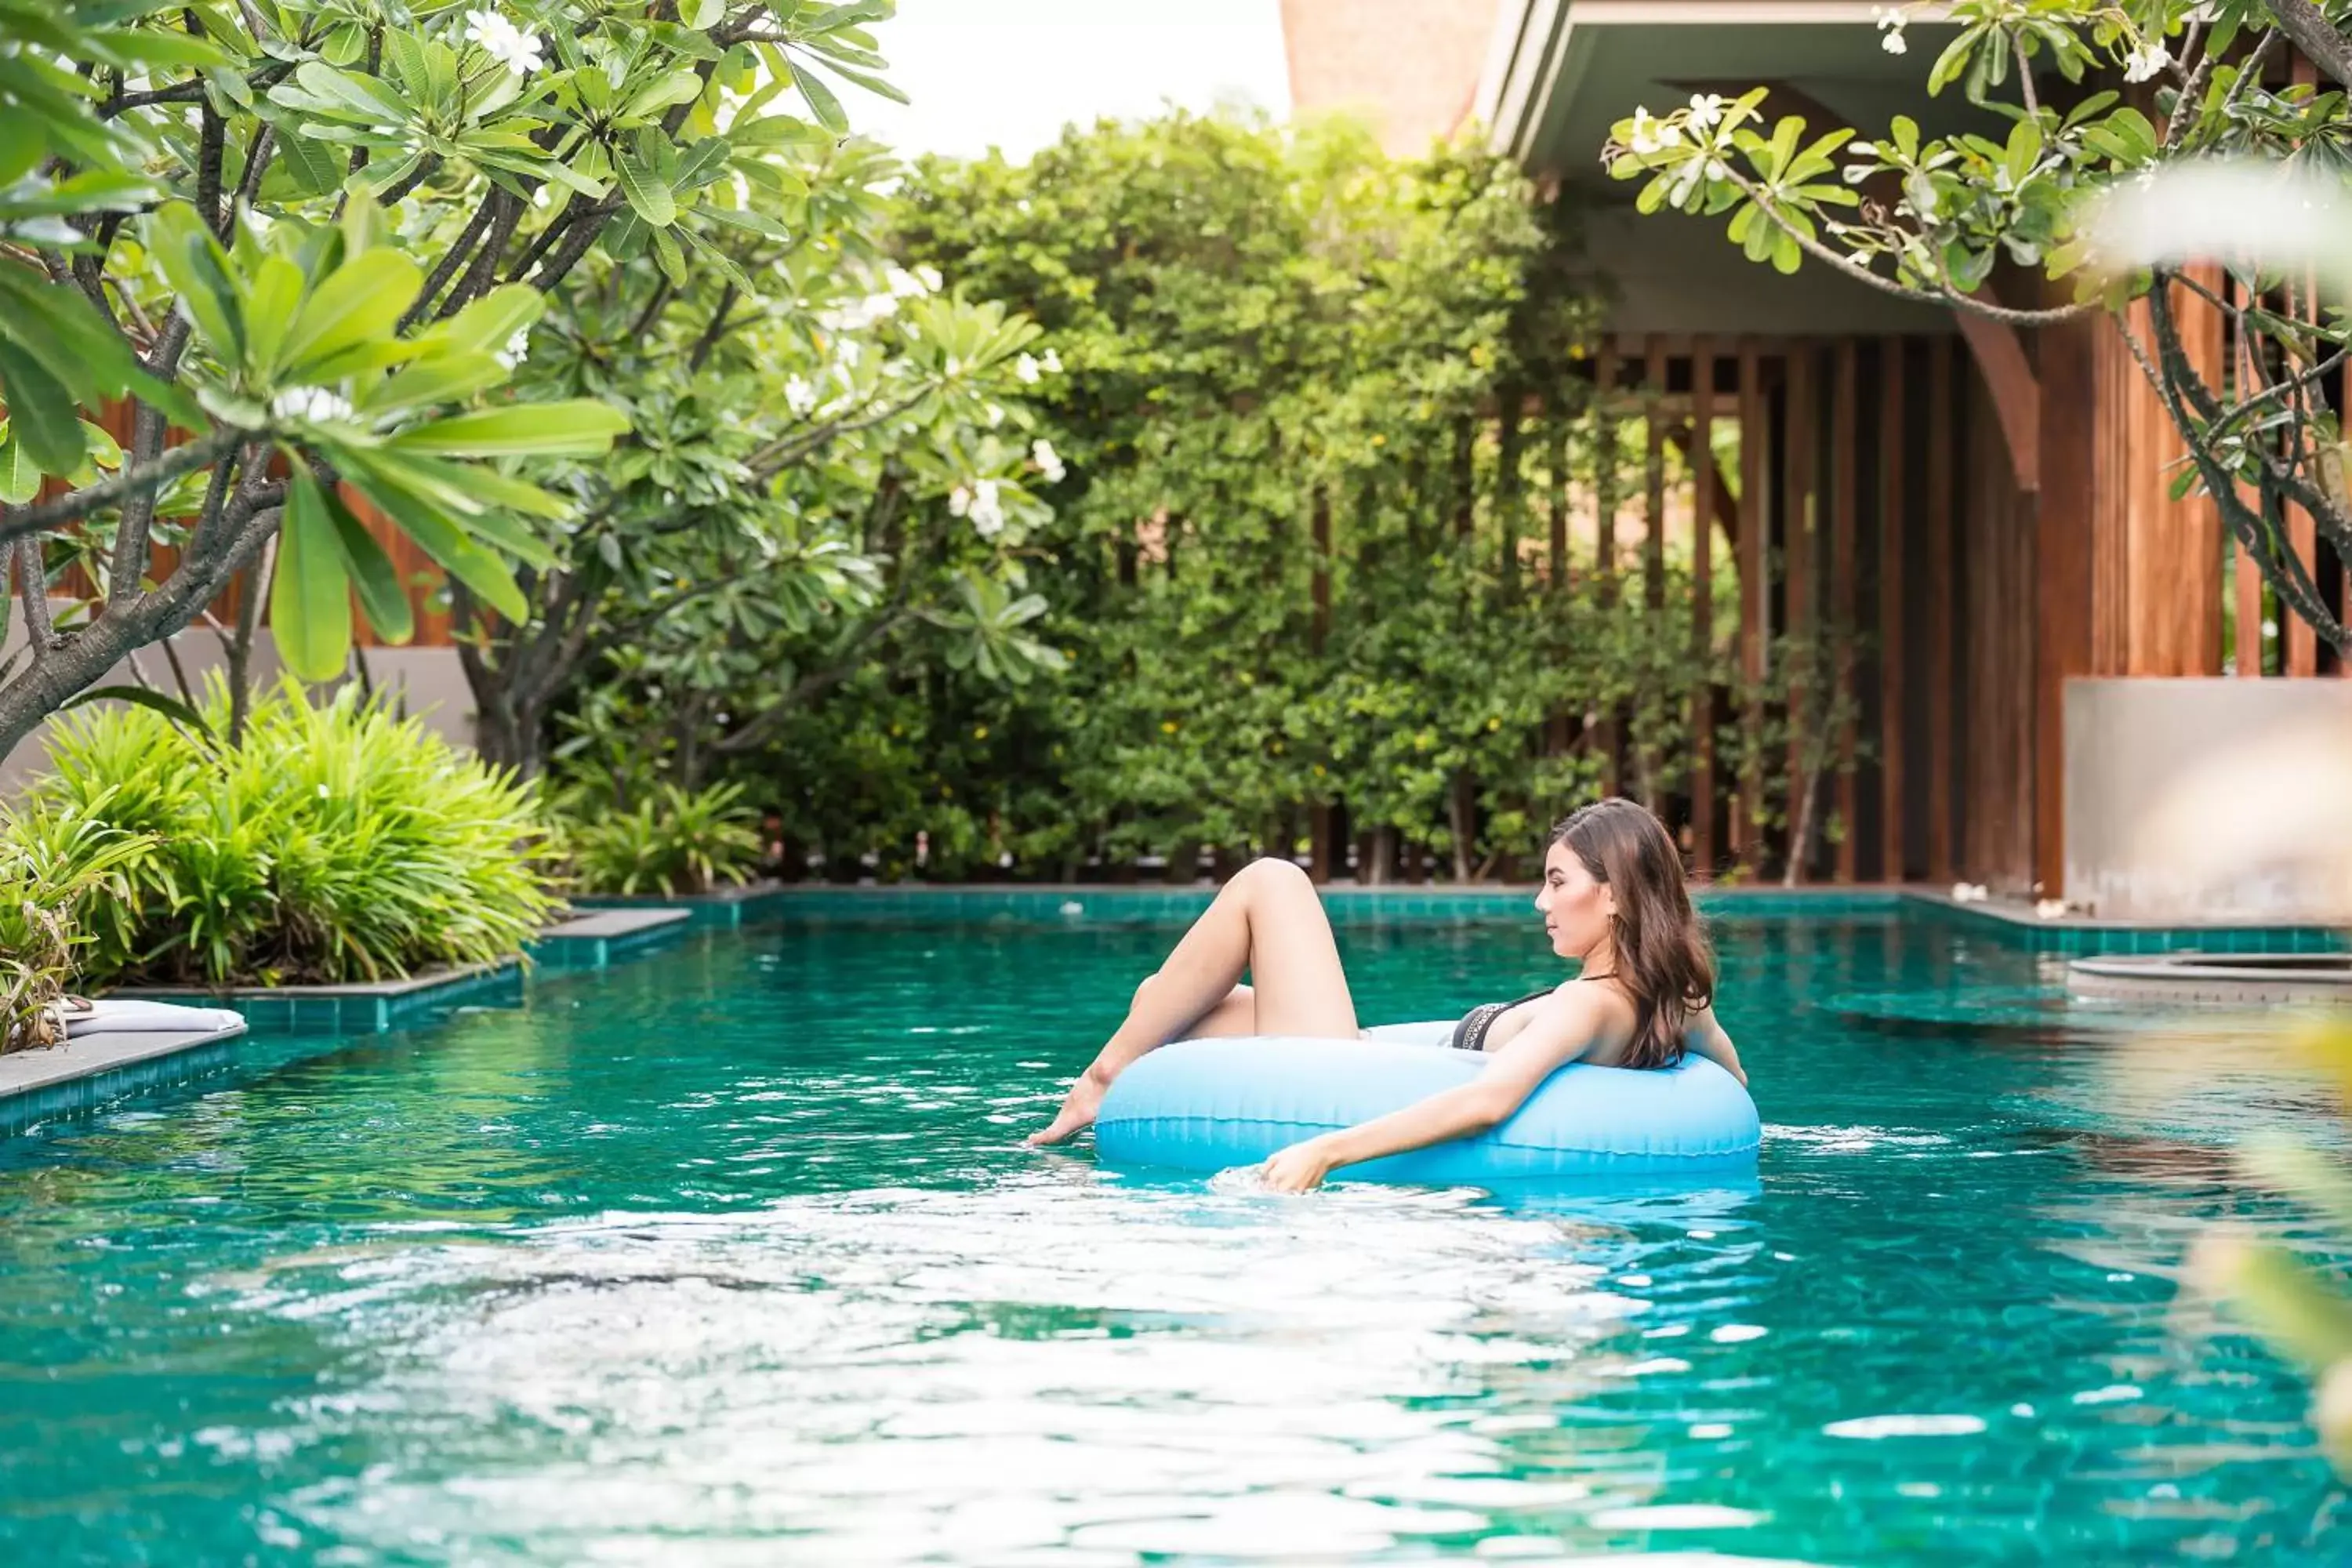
[1822,1414,1987,1439]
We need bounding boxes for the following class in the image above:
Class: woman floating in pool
[1027,797,1746,1191]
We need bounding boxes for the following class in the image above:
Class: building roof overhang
[1478,1,1974,180]
[1473,1,2008,336]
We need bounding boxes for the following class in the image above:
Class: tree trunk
[223,548,270,748]
[1784,760,1824,887]
[1447,772,1477,883]
[469,686,546,780]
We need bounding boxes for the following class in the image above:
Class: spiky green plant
[29,681,559,987]
[0,800,154,1051]
[556,781,764,898]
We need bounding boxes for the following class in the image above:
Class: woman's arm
[1258,989,1606,1192]
[1685,1004,1747,1087]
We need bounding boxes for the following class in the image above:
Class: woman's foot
[1026,1069,1111,1146]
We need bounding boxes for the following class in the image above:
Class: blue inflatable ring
[1094,1020,1760,1184]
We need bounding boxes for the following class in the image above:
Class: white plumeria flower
[916,264,944,292]
[270,386,354,423]
[885,265,927,299]
[1686,93,1726,131]
[862,292,898,322]
[1014,352,1041,384]
[984,402,1005,428]
[494,326,530,370]
[1875,5,1907,53]
[2123,42,2170,82]
[463,8,543,75]
[1040,347,1061,374]
[1032,438,1065,483]
[783,375,818,416]
[1628,106,1661,156]
[948,484,973,518]
[967,478,1005,537]
[837,339,862,368]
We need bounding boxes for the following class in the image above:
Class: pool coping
[0,1020,249,1131]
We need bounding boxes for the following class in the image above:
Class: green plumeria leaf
[387,400,630,458]
[278,248,425,379]
[272,469,356,682]
[321,483,416,645]
[0,337,86,474]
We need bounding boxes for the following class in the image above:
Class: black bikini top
[1448,971,1617,1053]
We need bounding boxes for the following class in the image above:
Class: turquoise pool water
[1,905,2344,1563]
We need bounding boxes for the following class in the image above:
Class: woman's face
[1534,840,1615,960]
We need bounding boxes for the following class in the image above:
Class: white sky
[847,0,1294,162]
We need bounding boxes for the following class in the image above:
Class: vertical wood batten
[1926,336,1955,884]
[2230,277,2265,677]
[1832,338,1859,883]
[1784,341,1814,882]
[1878,336,1906,881]
[1691,336,1715,873]
[1735,339,1765,866]
[1595,343,1620,597]
[1644,334,1668,609]
[2288,52,2321,677]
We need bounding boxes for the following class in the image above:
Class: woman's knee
[1235,855,1311,898]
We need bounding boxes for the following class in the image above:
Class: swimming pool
[0,902,2342,1563]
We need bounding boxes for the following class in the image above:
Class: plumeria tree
[0,0,902,753]
[490,139,1069,782]
[1605,0,2352,655]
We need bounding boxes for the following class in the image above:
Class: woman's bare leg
[1027,858,1357,1145]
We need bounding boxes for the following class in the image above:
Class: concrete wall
[0,613,478,795]
[2065,677,2352,920]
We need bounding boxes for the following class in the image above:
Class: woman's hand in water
[1026,1068,1111,1147]
[1258,1137,1340,1193]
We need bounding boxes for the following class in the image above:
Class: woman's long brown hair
[1552,797,1715,1069]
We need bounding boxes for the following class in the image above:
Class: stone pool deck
[0,908,691,1132]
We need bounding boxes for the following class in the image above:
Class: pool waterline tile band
[583,881,2347,953]
[6,887,2337,1134]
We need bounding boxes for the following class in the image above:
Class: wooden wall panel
[2034,315,2096,899]
[1691,337,1715,874]
[1735,339,1765,867]
[1644,334,1668,608]
[1958,367,2034,891]
[1926,336,1955,884]
[1783,343,1814,880]
[2102,276,2224,676]
[1595,342,1620,595]
[1831,339,1858,882]
[1878,336,1906,883]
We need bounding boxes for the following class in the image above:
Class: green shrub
[556,781,763,897]
[0,800,154,1050]
[31,681,559,988]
